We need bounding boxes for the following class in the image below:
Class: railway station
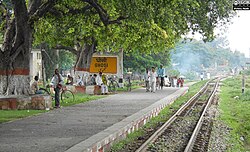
[0,1,250,152]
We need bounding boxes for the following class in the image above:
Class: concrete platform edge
[65,87,189,152]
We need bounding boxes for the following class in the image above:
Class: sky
[226,11,250,57]
[186,11,250,57]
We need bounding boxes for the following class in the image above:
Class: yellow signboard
[89,57,117,74]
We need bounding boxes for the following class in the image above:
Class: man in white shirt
[150,67,157,93]
[50,69,64,108]
[95,72,108,95]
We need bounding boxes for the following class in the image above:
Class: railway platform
[0,86,190,152]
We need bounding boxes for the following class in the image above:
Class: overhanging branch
[0,2,11,25]
[47,4,92,18]
[108,16,127,24]
[2,19,15,52]
[28,0,42,15]
[29,0,57,24]
[66,4,92,15]
[54,45,78,55]
[82,0,127,26]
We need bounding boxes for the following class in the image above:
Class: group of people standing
[177,77,184,87]
[144,65,165,93]
[144,65,185,92]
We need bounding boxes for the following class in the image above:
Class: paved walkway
[0,86,189,152]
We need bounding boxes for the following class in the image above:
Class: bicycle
[108,77,119,93]
[39,85,75,103]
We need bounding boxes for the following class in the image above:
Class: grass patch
[0,93,106,124]
[59,93,106,107]
[0,110,46,123]
[117,85,142,92]
[110,80,207,151]
[219,77,250,151]
[117,81,143,92]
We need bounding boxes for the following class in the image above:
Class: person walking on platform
[180,78,184,87]
[150,67,157,93]
[157,65,165,90]
[200,72,204,81]
[177,78,181,87]
[144,68,150,92]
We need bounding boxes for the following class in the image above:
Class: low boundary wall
[0,95,52,110]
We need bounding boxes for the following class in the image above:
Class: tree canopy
[123,50,170,73]
[33,0,234,55]
[0,0,235,96]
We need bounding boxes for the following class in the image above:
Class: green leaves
[32,0,234,60]
[67,28,75,34]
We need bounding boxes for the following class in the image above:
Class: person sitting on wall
[95,72,108,95]
[76,75,83,86]
[66,75,73,85]
[30,76,42,94]
[101,73,108,94]
[92,74,97,85]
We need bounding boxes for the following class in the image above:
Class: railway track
[136,78,220,152]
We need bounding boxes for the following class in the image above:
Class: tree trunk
[0,0,31,95]
[74,40,96,85]
[42,60,47,87]
[0,48,31,95]
[0,23,32,95]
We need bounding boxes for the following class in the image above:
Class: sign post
[89,57,117,74]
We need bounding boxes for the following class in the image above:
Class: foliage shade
[123,50,170,73]
[41,44,75,81]
[32,0,234,58]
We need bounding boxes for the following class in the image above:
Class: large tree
[0,0,234,95]
[0,0,58,95]
[0,0,125,95]
[34,0,234,77]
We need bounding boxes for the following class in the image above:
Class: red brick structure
[94,85,101,95]
[75,86,86,94]
[0,95,52,110]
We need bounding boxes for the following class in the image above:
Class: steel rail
[135,80,213,152]
[184,79,220,152]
